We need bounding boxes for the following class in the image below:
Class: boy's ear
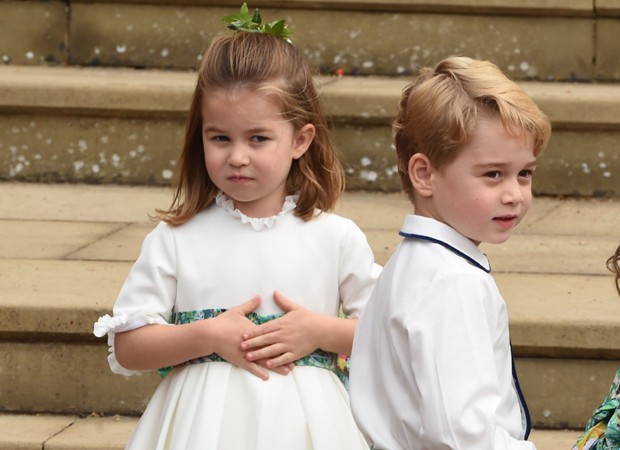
[408,153,434,197]
[292,124,315,159]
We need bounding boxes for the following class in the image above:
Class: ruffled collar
[215,191,298,231]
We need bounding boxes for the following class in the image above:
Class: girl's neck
[228,193,289,218]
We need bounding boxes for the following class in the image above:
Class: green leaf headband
[223,3,292,42]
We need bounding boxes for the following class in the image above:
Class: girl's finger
[246,343,285,362]
[265,352,296,369]
[273,291,296,312]
[231,295,261,316]
[240,334,267,350]
[242,320,279,341]
[240,360,270,381]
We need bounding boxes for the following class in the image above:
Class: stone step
[0,0,618,81]
[1,182,619,430]
[2,65,620,196]
[0,413,582,450]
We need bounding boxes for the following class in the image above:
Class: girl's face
[419,116,536,245]
[201,88,314,218]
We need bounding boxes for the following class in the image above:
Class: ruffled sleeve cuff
[93,313,170,376]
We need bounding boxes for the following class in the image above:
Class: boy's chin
[479,234,513,245]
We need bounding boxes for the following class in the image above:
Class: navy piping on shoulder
[399,232,491,273]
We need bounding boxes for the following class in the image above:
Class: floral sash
[158,308,349,387]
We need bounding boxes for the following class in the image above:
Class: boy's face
[425,116,536,245]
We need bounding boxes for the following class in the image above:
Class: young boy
[349,56,551,450]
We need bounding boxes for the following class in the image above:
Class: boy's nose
[502,180,527,204]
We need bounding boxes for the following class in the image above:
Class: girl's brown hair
[608,244,620,295]
[393,56,552,204]
[157,32,343,225]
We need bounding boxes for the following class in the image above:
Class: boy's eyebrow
[474,159,537,169]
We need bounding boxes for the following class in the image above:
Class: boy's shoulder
[397,214,491,274]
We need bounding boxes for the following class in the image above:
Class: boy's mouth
[493,215,518,228]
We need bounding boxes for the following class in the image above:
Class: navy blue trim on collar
[399,232,491,273]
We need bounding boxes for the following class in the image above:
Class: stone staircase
[2,0,620,195]
[1,0,620,448]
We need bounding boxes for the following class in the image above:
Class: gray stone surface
[0,342,159,414]
[0,0,614,80]
[1,182,619,428]
[597,18,620,79]
[0,413,77,450]
[0,412,581,450]
[65,3,595,80]
[519,358,620,428]
[0,0,66,66]
[2,66,620,195]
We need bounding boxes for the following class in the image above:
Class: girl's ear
[408,153,434,197]
[292,124,315,159]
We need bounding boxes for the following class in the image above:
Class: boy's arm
[412,271,536,450]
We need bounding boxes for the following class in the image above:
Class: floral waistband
[158,308,349,387]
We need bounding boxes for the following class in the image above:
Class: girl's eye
[250,135,268,143]
[205,134,230,142]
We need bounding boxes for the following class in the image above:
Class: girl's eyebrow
[202,124,223,133]
[202,125,273,134]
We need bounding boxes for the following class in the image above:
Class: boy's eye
[484,171,502,179]
[519,169,535,178]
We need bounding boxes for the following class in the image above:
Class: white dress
[94,193,380,450]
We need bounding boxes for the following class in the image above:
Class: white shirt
[350,215,535,450]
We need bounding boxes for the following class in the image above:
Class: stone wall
[0,0,619,81]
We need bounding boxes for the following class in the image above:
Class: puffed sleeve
[410,270,535,449]
[93,222,177,375]
[338,219,382,318]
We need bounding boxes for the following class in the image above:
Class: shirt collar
[399,215,491,273]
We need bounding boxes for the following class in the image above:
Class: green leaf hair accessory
[223,3,292,42]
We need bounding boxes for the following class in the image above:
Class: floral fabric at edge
[159,308,350,387]
[573,367,620,450]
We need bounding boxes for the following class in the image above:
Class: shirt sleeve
[93,222,177,376]
[409,269,536,450]
[337,219,382,318]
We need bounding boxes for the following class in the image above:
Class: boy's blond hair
[393,56,551,204]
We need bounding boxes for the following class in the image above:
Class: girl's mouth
[228,176,252,183]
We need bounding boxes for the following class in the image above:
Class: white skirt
[126,362,369,450]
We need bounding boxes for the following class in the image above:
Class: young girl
[93,6,380,449]
[573,244,620,450]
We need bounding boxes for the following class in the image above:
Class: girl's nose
[227,144,249,166]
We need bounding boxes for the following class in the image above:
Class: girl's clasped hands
[217,291,324,380]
